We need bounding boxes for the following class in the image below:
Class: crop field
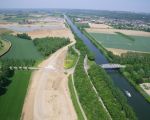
[75,22,90,28]
[0,71,31,120]
[1,35,42,60]
[88,32,150,53]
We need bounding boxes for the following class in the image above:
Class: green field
[75,22,90,28]
[1,35,42,60]
[89,32,150,53]
[0,71,31,120]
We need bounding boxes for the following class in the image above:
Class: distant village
[74,16,150,31]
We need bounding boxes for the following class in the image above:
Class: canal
[65,15,150,120]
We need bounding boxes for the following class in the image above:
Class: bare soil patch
[89,23,112,29]
[107,48,150,56]
[22,28,76,120]
[107,48,128,56]
[22,46,77,120]
[27,29,75,42]
[140,83,150,96]
[86,28,115,34]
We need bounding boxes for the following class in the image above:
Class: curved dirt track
[22,46,77,120]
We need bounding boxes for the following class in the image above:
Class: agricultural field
[1,35,42,60]
[0,71,31,120]
[88,32,150,54]
[75,22,90,29]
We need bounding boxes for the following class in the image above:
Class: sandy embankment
[140,83,150,96]
[22,46,77,120]
[22,24,77,120]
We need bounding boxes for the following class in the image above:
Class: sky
[0,0,150,13]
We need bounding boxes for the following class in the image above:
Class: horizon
[0,8,150,14]
[0,0,150,13]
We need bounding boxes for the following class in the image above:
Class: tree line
[0,63,14,95]
[33,37,70,57]
[74,34,111,120]
[88,64,137,120]
[0,59,36,67]
[111,52,150,84]
[73,32,137,119]
[17,33,32,40]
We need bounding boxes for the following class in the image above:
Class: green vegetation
[112,24,150,32]
[74,35,111,120]
[113,52,150,102]
[115,32,135,41]
[114,53,150,84]
[0,64,14,91]
[0,40,3,49]
[1,35,42,60]
[0,70,31,120]
[89,32,150,53]
[88,63,137,120]
[70,27,137,119]
[83,30,150,103]
[0,59,36,67]
[75,22,90,29]
[17,33,32,40]
[82,29,112,61]
[68,75,85,120]
[0,39,11,57]
[74,56,110,120]
[33,37,70,57]
[64,47,78,69]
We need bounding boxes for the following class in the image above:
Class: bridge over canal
[101,64,126,69]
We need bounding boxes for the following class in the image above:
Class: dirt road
[22,46,77,120]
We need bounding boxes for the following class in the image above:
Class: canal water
[65,15,150,120]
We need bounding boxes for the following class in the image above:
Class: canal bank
[65,15,150,120]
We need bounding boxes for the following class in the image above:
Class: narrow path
[68,45,87,120]
[8,66,55,70]
[71,74,87,120]
[83,56,112,120]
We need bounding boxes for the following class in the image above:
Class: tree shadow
[1,79,12,87]
[0,87,7,96]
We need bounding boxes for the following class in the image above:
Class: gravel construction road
[21,46,77,120]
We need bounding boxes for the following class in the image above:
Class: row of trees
[112,24,150,32]
[0,63,14,95]
[74,35,111,120]
[17,33,32,40]
[88,64,137,120]
[33,37,70,57]
[0,40,4,49]
[73,29,137,119]
[0,59,36,67]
